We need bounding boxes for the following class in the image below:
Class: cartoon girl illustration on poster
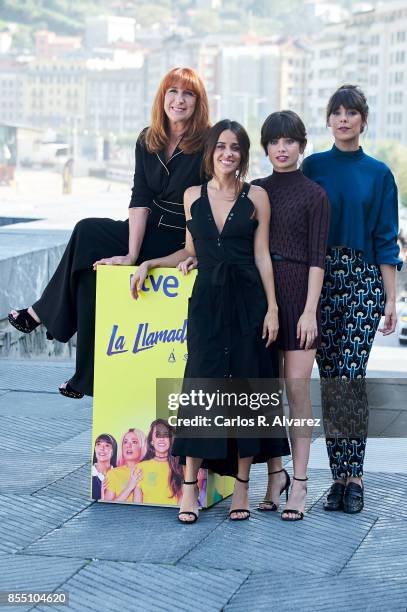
[91,433,118,500]
[104,428,146,502]
[135,419,183,506]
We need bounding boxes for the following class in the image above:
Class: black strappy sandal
[178,480,199,524]
[229,475,251,521]
[258,468,291,512]
[8,308,40,334]
[59,381,84,400]
[281,476,308,521]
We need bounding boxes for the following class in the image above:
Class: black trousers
[33,217,184,396]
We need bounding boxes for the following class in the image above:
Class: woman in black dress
[8,67,209,399]
[133,120,290,523]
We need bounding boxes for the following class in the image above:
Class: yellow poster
[92,265,233,507]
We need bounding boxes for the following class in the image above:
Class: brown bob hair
[144,67,210,154]
[202,119,250,189]
[326,84,369,132]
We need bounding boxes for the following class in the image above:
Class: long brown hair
[142,419,183,500]
[202,119,250,190]
[144,67,210,154]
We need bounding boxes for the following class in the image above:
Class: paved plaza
[0,360,406,611]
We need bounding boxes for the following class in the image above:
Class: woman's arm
[113,467,143,502]
[93,134,152,269]
[374,170,400,335]
[297,267,325,350]
[250,185,279,347]
[133,486,143,503]
[379,264,397,335]
[130,186,199,299]
[297,190,330,350]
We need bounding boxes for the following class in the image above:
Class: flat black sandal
[281,476,308,522]
[229,475,250,521]
[258,468,291,512]
[59,381,84,400]
[8,308,40,334]
[178,480,199,524]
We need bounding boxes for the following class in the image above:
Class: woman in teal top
[302,84,402,514]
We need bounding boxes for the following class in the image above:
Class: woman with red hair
[9,68,210,398]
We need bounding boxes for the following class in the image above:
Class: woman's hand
[177,256,197,275]
[379,300,397,335]
[262,309,279,347]
[93,254,134,271]
[297,310,317,350]
[130,261,151,299]
[128,467,143,491]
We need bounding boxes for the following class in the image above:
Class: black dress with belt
[33,130,203,395]
[172,182,291,476]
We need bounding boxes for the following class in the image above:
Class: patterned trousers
[317,248,385,479]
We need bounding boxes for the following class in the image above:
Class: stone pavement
[0,360,406,612]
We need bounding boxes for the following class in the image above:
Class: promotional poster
[92,265,234,507]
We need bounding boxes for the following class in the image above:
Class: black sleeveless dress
[172,182,290,476]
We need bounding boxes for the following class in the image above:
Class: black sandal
[178,480,199,524]
[8,308,40,334]
[258,468,291,512]
[59,381,84,400]
[281,476,308,521]
[229,475,250,521]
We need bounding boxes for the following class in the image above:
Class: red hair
[144,67,210,154]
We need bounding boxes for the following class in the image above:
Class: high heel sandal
[178,480,199,524]
[281,476,308,521]
[8,308,40,334]
[229,476,250,521]
[258,468,291,512]
[59,381,84,400]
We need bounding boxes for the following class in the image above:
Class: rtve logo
[129,272,179,298]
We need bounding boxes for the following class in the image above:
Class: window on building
[393,112,403,124]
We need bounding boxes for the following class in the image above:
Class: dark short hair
[260,110,307,155]
[93,433,117,467]
[326,84,369,131]
[202,119,250,186]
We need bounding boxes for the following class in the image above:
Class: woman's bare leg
[230,455,253,519]
[283,349,316,518]
[178,456,202,523]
